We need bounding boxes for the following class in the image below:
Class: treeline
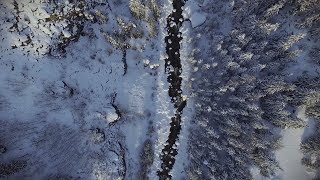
[292,76,320,178]
[186,0,319,179]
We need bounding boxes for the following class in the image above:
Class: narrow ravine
[157,0,187,179]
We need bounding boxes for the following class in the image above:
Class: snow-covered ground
[274,107,315,180]
[0,0,177,178]
[1,0,320,179]
[252,106,317,180]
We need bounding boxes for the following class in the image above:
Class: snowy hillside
[0,0,320,180]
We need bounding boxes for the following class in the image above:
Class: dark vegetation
[186,0,320,179]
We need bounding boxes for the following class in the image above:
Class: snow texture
[1,0,320,179]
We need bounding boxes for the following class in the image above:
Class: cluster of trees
[4,0,161,57]
[3,0,97,56]
[129,0,160,37]
[291,76,320,178]
[291,0,320,38]
[292,0,320,175]
[186,0,319,179]
[290,0,320,68]
[301,125,320,178]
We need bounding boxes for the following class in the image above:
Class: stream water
[157,0,187,179]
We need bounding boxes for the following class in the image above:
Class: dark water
[158,0,187,179]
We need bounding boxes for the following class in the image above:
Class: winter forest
[0,0,319,179]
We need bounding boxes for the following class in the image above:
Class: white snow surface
[190,12,207,28]
[0,0,176,178]
[252,107,316,180]
[183,0,206,28]
[274,107,315,180]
